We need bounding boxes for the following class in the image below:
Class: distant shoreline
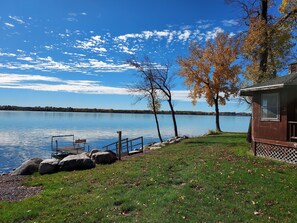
[0,105,251,116]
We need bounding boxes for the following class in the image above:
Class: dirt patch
[0,175,42,201]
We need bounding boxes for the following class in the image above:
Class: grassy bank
[0,133,296,222]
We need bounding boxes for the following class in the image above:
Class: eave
[239,84,284,96]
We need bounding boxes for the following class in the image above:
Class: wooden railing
[288,121,297,141]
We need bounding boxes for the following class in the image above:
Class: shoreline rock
[39,158,60,175]
[59,153,95,171]
[11,158,43,175]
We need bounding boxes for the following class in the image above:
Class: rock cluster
[144,136,188,151]
[11,149,118,175]
[11,136,188,175]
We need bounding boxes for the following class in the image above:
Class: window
[261,93,279,121]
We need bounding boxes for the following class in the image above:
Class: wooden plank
[56,145,85,155]
[75,139,86,144]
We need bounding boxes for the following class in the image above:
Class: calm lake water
[0,111,250,173]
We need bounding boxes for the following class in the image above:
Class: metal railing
[102,136,143,156]
[102,138,129,152]
[288,121,297,141]
[51,134,88,158]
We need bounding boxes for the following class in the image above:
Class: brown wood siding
[252,90,288,142]
[287,87,297,122]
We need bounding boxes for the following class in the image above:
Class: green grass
[0,133,296,223]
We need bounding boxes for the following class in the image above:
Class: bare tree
[128,56,179,138]
[127,58,163,142]
[153,62,179,138]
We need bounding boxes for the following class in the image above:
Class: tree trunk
[151,95,163,142]
[246,116,252,143]
[168,98,178,138]
[214,98,222,132]
[153,107,163,142]
[259,0,269,82]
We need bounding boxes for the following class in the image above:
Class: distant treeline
[0,105,251,116]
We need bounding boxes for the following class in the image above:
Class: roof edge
[240,83,284,96]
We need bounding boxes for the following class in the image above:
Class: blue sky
[0,0,249,112]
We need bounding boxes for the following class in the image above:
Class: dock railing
[102,136,143,158]
[51,134,87,158]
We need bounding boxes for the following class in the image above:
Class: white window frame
[260,93,280,121]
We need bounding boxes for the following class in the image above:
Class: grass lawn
[0,133,296,223]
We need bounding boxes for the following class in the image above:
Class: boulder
[59,154,95,171]
[175,137,183,143]
[39,158,60,175]
[153,142,166,147]
[149,146,162,150]
[89,149,102,157]
[11,158,43,175]
[91,150,117,164]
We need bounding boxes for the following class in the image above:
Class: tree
[128,56,179,138]
[226,0,297,142]
[178,33,241,132]
[151,63,179,138]
[127,58,163,142]
[227,0,297,85]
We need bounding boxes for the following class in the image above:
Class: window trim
[260,92,280,121]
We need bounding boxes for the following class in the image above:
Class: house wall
[252,89,288,142]
[287,88,297,121]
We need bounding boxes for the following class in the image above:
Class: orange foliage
[178,33,241,107]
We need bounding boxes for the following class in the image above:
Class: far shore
[0,105,251,116]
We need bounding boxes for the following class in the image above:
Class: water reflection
[0,111,249,173]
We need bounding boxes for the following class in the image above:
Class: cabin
[240,63,297,164]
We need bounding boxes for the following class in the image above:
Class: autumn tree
[127,58,163,142]
[227,0,297,84]
[226,0,297,142]
[128,56,179,138]
[178,33,241,132]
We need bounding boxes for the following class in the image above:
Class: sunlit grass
[0,133,296,222]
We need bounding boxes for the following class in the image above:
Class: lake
[0,111,250,173]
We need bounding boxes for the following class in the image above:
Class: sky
[0,0,250,112]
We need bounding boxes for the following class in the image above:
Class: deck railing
[288,121,297,141]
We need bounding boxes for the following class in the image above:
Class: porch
[253,136,297,164]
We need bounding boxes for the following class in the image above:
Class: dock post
[117,131,122,160]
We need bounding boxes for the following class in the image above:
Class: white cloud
[205,27,224,40]
[117,45,135,55]
[0,52,16,57]
[17,56,34,61]
[66,17,78,22]
[222,19,239,27]
[0,73,130,95]
[75,35,106,53]
[77,59,132,72]
[178,30,191,43]
[172,90,191,102]
[91,35,104,43]
[114,33,143,42]
[4,22,15,28]
[0,73,202,102]
[92,47,107,53]
[0,73,60,85]
[44,45,53,50]
[9,16,25,24]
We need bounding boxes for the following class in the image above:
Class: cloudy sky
[0,0,248,112]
